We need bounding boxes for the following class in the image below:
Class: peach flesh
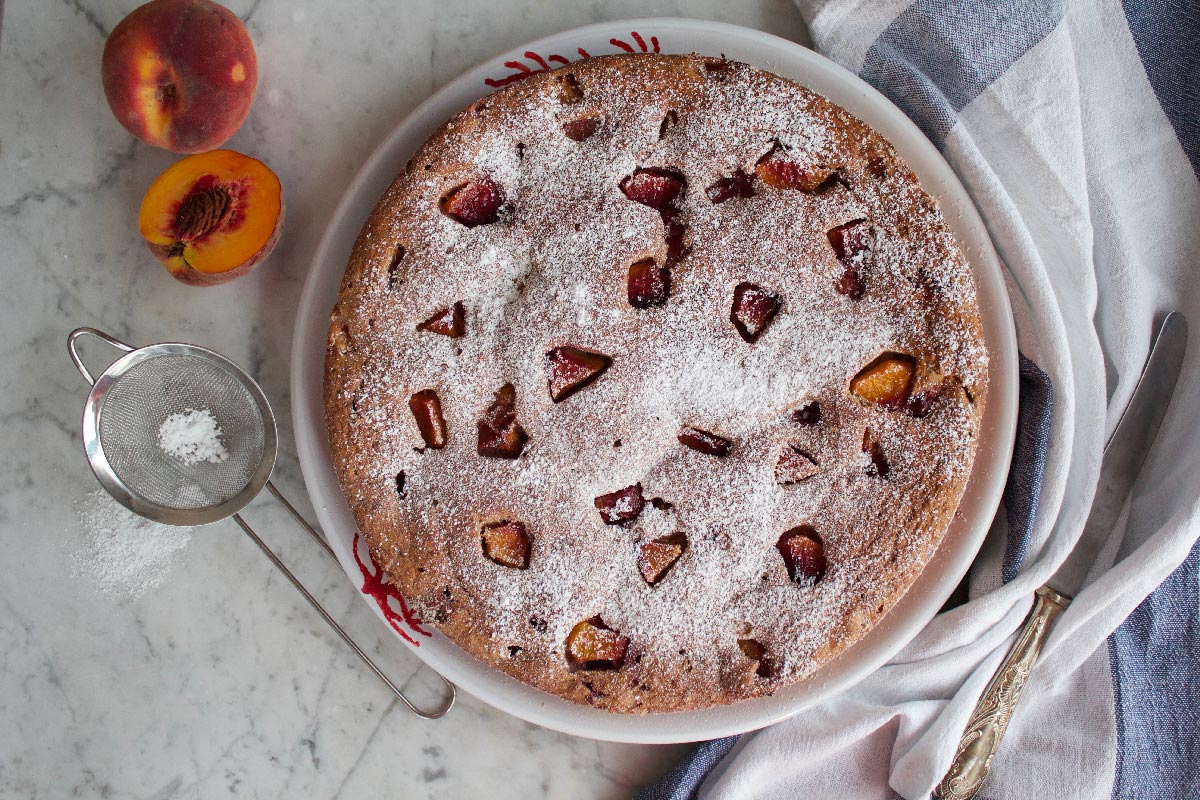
[850,355,916,408]
[139,149,283,286]
[102,0,258,154]
[481,521,530,569]
[638,534,686,585]
[566,618,629,669]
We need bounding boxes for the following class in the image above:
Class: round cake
[324,53,988,713]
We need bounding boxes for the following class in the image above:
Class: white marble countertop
[0,2,809,796]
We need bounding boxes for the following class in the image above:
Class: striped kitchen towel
[638,1,1200,798]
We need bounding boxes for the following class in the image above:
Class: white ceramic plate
[291,18,1018,744]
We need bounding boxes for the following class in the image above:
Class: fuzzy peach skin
[102,0,257,154]
[139,150,283,286]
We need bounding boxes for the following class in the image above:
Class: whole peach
[102,0,258,154]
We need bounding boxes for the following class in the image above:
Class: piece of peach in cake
[481,520,530,569]
[566,617,629,669]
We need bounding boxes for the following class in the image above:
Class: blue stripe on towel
[1121,0,1200,179]
[1001,356,1055,582]
[860,0,1063,148]
[633,736,739,800]
[1108,4,1200,797]
[1107,539,1200,799]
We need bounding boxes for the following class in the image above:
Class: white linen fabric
[681,1,1200,798]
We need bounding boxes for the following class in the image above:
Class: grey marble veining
[0,1,808,797]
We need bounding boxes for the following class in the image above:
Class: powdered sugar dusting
[70,490,194,600]
[158,408,228,465]
[326,54,988,711]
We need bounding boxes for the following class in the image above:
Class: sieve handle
[68,327,135,386]
[233,495,456,720]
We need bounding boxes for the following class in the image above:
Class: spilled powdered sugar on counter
[69,490,194,601]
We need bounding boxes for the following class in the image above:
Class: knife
[934,311,1189,800]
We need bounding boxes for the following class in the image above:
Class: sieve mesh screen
[96,354,267,511]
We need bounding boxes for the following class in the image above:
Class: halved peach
[138,149,283,286]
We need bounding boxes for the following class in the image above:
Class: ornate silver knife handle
[935,313,1186,799]
[934,586,1071,800]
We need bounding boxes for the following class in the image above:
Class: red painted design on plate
[353,532,432,645]
[611,33,658,53]
[483,32,660,88]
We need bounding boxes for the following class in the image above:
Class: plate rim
[290,16,1018,743]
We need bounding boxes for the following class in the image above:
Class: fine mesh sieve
[72,333,276,526]
[98,355,266,513]
[68,327,454,718]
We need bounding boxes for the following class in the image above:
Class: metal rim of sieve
[69,327,278,527]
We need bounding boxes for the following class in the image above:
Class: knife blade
[1047,310,1188,599]
[936,310,1189,800]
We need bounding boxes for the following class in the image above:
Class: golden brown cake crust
[324,53,988,713]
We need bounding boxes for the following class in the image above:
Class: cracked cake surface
[324,53,988,713]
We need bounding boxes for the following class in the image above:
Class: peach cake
[325,53,988,713]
